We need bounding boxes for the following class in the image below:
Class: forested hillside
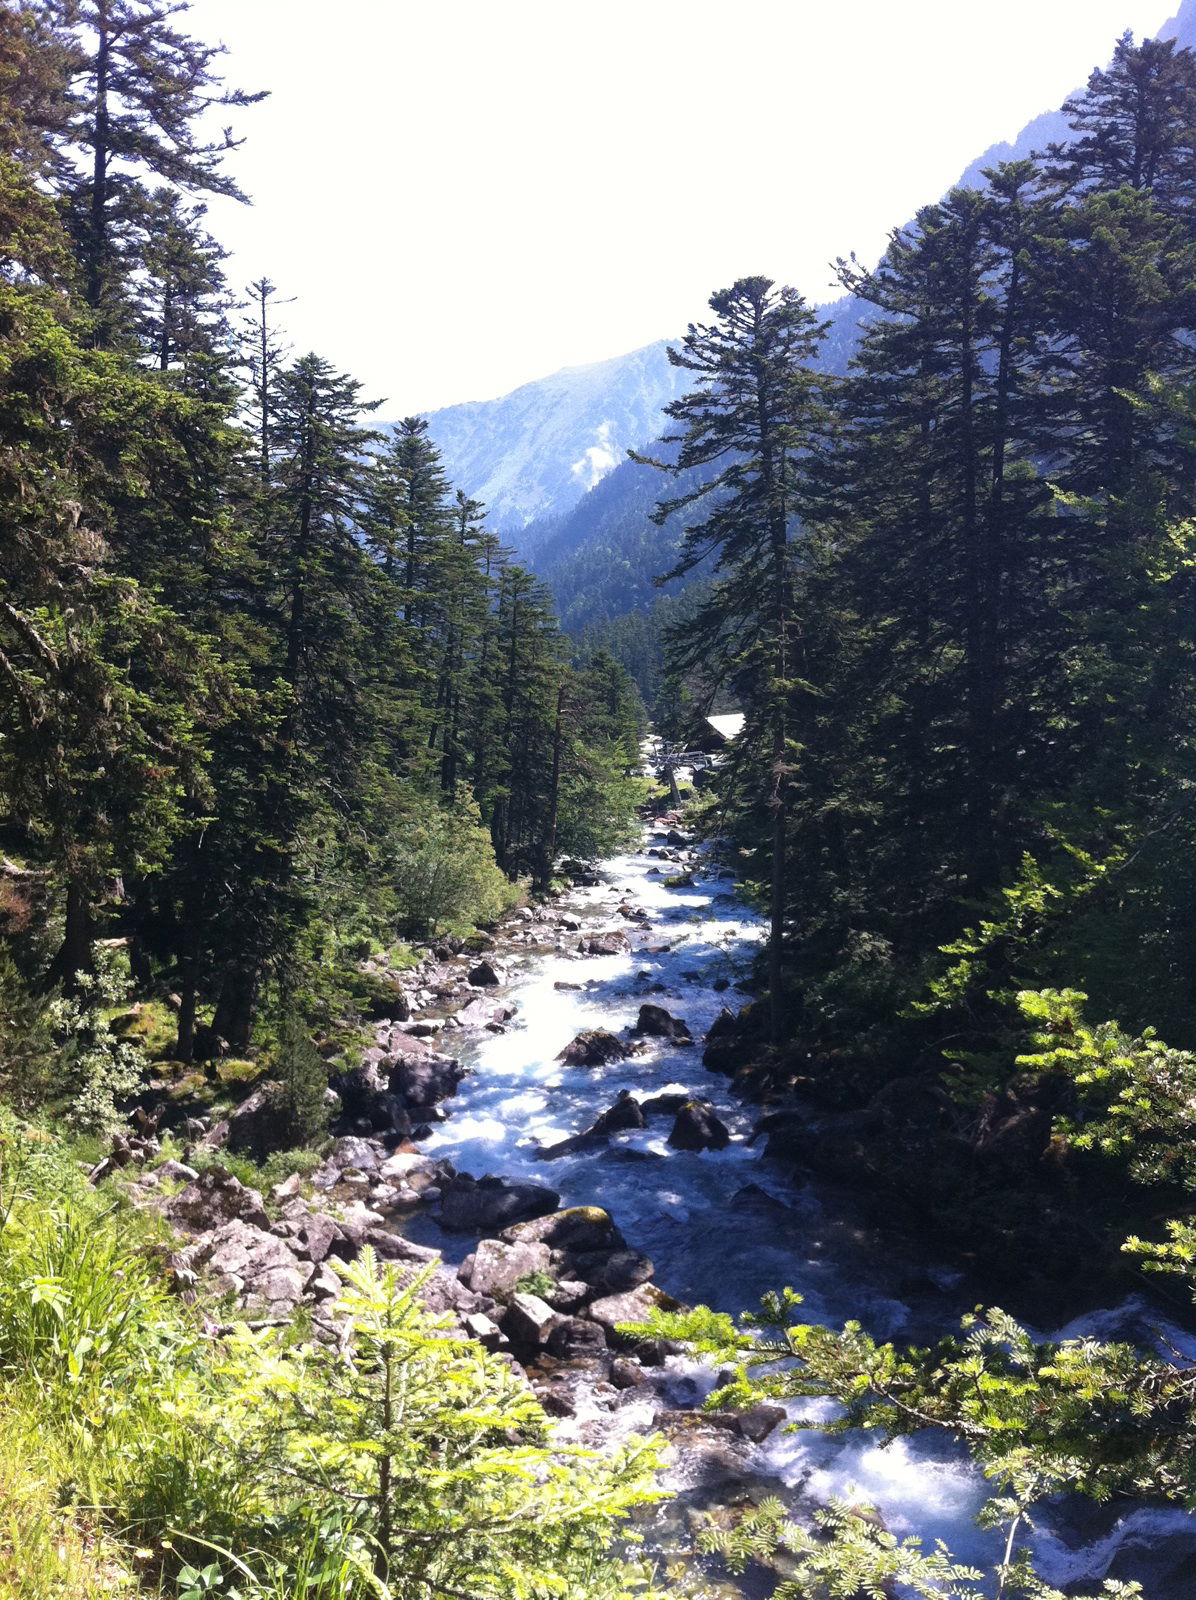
[0,0,646,1062]
[530,0,1196,704]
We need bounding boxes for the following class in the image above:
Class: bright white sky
[191,0,1178,414]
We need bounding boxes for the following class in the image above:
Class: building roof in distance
[705,713,745,742]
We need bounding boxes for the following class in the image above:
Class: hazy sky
[190,0,1179,414]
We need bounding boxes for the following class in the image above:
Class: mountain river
[403,826,1196,1597]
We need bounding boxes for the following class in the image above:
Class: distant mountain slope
[527,0,1196,669]
[414,341,691,536]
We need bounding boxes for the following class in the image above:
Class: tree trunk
[47,879,95,992]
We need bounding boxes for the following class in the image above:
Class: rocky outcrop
[177,1219,307,1312]
[167,1164,270,1232]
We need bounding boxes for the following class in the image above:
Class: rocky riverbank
[88,819,1196,1598]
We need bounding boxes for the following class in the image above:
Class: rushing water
[407,829,1196,1596]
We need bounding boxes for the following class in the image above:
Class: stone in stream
[456,995,514,1029]
[587,1283,683,1346]
[467,958,503,987]
[568,1247,655,1294]
[578,930,629,956]
[556,1028,630,1067]
[668,1100,731,1152]
[440,1173,560,1233]
[633,1003,692,1042]
[387,1048,467,1110]
[501,1207,625,1254]
[639,1091,691,1118]
[535,1131,608,1161]
[547,1316,608,1359]
[588,1090,645,1135]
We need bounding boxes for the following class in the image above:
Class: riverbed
[406,826,1196,1596]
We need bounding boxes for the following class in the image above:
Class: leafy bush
[389,789,519,937]
[0,1129,665,1599]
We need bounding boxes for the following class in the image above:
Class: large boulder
[468,959,503,987]
[702,1006,760,1076]
[578,931,629,956]
[567,1247,655,1294]
[366,978,411,1022]
[556,1029,630,1067]
[501,1207,624,1254]
[501,1291,561,1349]
[634,1004,692,1042]
[440,1173,560,1234]
[456,996,514,1030]
[547,1316,609,1359]
[668,1100,731,1152]
[224,1083,296,1161]
[185,1220,306,1312]
[458,1237,553,1300]
[167,1164,270,1233]
[535,1131,608,1161]
[387,1049,466,1110]
[587,1283,682,1345]
[332,1061,412,1138]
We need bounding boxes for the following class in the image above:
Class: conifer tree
[644,276,827,1040]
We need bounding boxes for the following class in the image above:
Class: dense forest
[8,3,1196,1598]
[633,28,1196,1597]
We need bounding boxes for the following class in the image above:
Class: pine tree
[644,276,827,1040]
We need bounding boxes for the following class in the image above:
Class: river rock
[634,1003,692,1041]
[547,1316,609,1359]
[332,1063,412,1137]
[501,1207,625,1254]
[288,1211,341,1264]
[440,1173,560,1233]
[468,959,503,987]
[167,1164,270,1232]
[668,1100,731,1151]
[609,1358,647,1389]
[184,1219,306,1311]
[640,1092,691,1118]
[589,1091,645,1134]
[578,930,629,956]
[587,1283,681,1344]
[367,978,411,1022]
[702,1005,759,1076]
[738,1403,788,1442]
[569,1247,655,1293]
[502,1291,560,1348]
[535,1131,608,1160]
[557,1029,630,1067]
[387,1049,466,1110]
[458,1237,553,1300]
[456,996,514,1029]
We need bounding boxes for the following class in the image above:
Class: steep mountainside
[414,341,691,535]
